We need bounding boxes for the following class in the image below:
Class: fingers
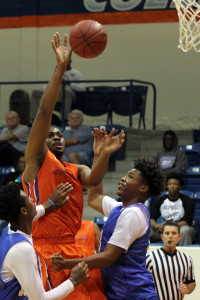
[56,183,73,192]
[63,34,68,46]
[51,253,62,259]
[54,32,60,47]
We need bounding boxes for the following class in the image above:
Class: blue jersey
[0,226,30,300]
[100,203,158,300]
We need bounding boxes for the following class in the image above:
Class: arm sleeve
[6,242,74,300]
[181,195,194,225]
[108,207,149,251]
[186,256,196,283]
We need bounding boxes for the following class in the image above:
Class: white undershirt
[102,196,149,251]
[0,206,74,300]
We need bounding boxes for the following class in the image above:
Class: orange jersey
[22,150,83,240]
[75,220,96,256]
[22,150,106,300]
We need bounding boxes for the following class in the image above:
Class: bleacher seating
[192,129,200,143]
[180,143,200,167]
[75,86,113,124]
[192,192,200,243]
[109,85,148,129]
[182,166,200,192]
[75,85,148,128]
[94,215,108,230]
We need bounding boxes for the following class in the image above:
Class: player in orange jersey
[22,32,125,300]
[76,220,101,255]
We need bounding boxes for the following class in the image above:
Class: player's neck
[11,221,32,236]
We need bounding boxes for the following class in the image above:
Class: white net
[173,0,200,52]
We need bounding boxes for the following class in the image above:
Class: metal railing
[0,79,156,130]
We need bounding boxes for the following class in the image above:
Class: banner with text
[0,0,185,28]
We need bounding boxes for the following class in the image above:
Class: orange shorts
[34,240,107,300]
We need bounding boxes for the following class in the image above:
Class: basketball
[69,20,107,59]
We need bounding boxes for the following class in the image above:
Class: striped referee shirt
[146,248,195,300]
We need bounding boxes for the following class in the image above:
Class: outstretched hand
[103,128,125,155]
[49,183,73,208]
[92,127,125,157]
[92,127,107,156]
[51,32,72,67]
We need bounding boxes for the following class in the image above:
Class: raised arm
[23,33,71,183]
[77,128,125,189]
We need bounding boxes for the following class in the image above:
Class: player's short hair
[134,158,166,198]
[162,221,180,233]
[0,183,25,225]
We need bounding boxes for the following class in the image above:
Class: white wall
[148,245,200,299]
[0,23,199,129]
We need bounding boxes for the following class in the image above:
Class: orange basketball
[69,20,107,59]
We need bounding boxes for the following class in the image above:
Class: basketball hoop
[173,0,200,52]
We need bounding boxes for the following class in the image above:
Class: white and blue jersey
[0,226,29,299]
[100,202,158,300]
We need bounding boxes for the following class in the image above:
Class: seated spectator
[153,130,188,175]
[63,110,93,165]
[0,111,29,166]
[1,154,25,188]
[150,172,195,245]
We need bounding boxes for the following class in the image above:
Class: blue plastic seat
[191,192,200,243]
[183,166,200,192]
[94,215,108,230]
[180,144,200,167]
[110,85,148,129]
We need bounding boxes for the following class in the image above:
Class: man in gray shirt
[63,110,93,166]
[0,111,29,166]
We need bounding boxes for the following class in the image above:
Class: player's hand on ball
[51,32,72,67]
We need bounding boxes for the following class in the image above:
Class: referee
[146,221,196,300]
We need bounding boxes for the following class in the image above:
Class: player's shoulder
[9,240,33,259]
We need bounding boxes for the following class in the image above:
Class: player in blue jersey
[0,183,89,300]
[51,158,166,300]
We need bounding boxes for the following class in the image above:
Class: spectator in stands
[1,154,25,188]
[150,172,195,245]
[153,130,188,175]
[63,110,93,165]
[0,111,29,166]
[146,221,196,300]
